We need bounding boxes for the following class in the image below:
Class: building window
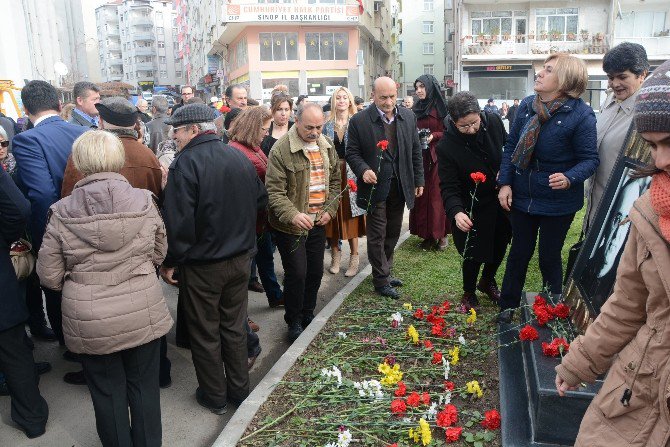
[306,32,349,60]
[156,27,164,34]
[159,56,166,63]
[535,8,578,40]
[156,12,163,21]
[399,41,403,55]
[259,32,299,61]
[423,0,433,11]
[471,11,516,36]
[423,42,434,54]
[158,42,165,48]
[423,64,434,75]
[176,71,182,77]
[160,70,167,77]
[423,21,434,33]
[616,11,667,37]
[447,56,453,75]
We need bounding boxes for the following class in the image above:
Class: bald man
[346,77,424,299]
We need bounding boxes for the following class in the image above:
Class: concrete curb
[212,230,413,447]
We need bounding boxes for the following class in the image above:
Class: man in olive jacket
[346,77,424,299]
[266,103,340,342]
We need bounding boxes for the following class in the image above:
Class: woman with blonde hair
[37,130,172,446]
[496,53,599,322]
[323,86,366,276]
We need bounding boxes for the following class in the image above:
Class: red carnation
[219,105,231,113]
[406,391,421,407]
[388,444,398,447]
[481,409,501,430]
[394,381,407,397]
[445,426,463,442]
[541,341,559,357]
[436,404,458,428]
[552,302,571,319]
[470,171,486,184]
[424,340,434,350]
[541,337,570,358]
[391,319,399,328]
[390,398,406,414]
[376,140,389,151]
[414,308,425,320]
[421,392,431,405]
[441,300,451,311]
[519,325,539,341]
[431,324,444,337]
[444,380,455,390]
[432,351,443,364]
[347,178,358,192]
[534,295,547,307]
[535,307,551,326]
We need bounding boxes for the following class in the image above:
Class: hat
[635,59,670,133]
[165,103,216,126]
[488,98,495,103]
[95,97,138,127]
[210,96,219,103]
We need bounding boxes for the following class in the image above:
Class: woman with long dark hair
[410,75,450,250]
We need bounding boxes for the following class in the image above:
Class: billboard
[224,4,360,23]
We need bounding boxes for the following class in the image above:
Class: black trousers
[462,217,510,293]
[499,208,575,310]
[366,179,405,288]
[26,269,63,343]
[274,225,326,326]
[80,338,161,447]
[0,323,49,436]
[180,255,250,406]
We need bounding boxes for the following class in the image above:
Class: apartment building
[452,0,669,107]
[96,0,185,90]
[180,0,400,102]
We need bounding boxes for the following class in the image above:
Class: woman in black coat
[437,92,511,309]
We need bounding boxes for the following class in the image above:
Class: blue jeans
[255,232,283,303]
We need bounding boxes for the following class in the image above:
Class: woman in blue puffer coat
[497,53,599,322]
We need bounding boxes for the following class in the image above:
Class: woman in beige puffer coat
[37,130,172,447]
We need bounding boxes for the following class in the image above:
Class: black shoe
[24,426,46,439]
[35,362,51,375]
[375,285,400,299]
[287,322,303,342]
[248,280,265,293]
[63,370,87,385]
[301,314,314,329]
[461,292,480,311]
[497,309,514,324]
[0,381,8,396]
[390,277,404,287]
[195,387,227,415]
[268,296,285,308]
[62,350,80,362]
[29,325,57,341]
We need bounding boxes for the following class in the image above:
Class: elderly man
[346,77,424,299]
[160,104,267,414]
[402,96,414,109]
[266,103,340,342]
[225,84,248,109]
[136,98,151,123]
[69,81,101,128]
[147,96,170,153]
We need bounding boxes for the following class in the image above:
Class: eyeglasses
[455,118,480,131]
[0,141,8,148]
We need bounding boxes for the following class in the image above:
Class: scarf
[412,75,448,121]
[650,172,670,243]
[510,95,569,169]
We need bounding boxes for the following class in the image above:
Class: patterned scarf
[650,172,670,243]
[510,95,569,169]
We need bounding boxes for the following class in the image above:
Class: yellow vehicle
[0,80,22,119]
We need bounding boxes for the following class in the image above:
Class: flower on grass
[470,171,487,184]
[336,331,347,339]
[445,426,463,442]
[388,444,399,447]
[395,381,407,397]
[448,346,460,366]
[406,391,421,407]
[384,354,396,366]
[414,308,425,319]
[403,302,413,311]
[377,139,389,151]
[542,338,570,357]
[378,362,403,387]
[432,351,443,364]
[324,426,352,447]
[353,379,384,399]
[481,409,501,430]
[390,312,403,328]
[442,357,451,380]
[519,325,539,341]
[466,380,483,398]
[439,391,452,406]
[552,302,571,319]
[458,334,466,345]
[407,325,420,344]
[466,308,477,325]
[347,178,358,192]
[421,392,431,405]
[431,324,444,337]
[423,339,434,350]
[436,403,459,427]
[320,366,343,387]
[391,398,407,414]
[419,418,432,446]
[425,401,439,420]
[444,380,455,391]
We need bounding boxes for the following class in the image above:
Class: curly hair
[228,106,272,148]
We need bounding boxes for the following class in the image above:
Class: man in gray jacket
[146,96,170,153]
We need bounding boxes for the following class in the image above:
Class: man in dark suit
[68,81,100,128]
[507,98,520,129]
[346,77,424,299]
[12,80,88,367]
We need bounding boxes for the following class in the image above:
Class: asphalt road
[0,216,409,446]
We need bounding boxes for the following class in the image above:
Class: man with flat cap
[159,103,267,414]
[60,96,167,386]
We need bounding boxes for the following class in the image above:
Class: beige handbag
[10,239,35,280]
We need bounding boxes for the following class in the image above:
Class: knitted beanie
[634,59,670,133]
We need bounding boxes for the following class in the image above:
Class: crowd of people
[1,41,669,446]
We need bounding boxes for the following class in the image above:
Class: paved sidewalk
[0,217,409,446]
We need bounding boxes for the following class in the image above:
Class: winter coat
[266,125,340,236]
[555,192,670,446]
[345,105,424,210]
[437,112,511,262]
[37,173,172,355]
[162,133,267,267]
[146,113,170,153]
[498,95,599,216]
[0,168,31,332]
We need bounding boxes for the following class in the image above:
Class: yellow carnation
[419,418,432,446]
[449,346,460,365]
[466,308,477,324]
[407,325,420,344]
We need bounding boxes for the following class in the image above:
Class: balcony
[109,57,123,66]
[107,27,120,36]
[133,47,155,56]
[107,42,121,51]
[611,36,670,58]
[109,73,124,81]
[135,62,155,71]
[460,33,610,59]
[133,32,155,41]
[131,16,153,27]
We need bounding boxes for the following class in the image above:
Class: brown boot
[248,318,260,332]
[329,249,341,274]
[461,292,480,311]
[477,278,501,302]
[344,254,359,277]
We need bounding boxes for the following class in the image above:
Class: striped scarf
[511,95,569,169]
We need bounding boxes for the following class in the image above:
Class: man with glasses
[171,85,194,115]
[160,103,267,414]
